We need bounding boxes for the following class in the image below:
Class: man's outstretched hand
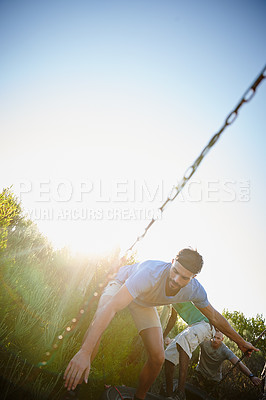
[238,340,259,357]
[64,349,91,391]
[250,376,262,386]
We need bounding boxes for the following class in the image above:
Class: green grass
[0,240,143,399]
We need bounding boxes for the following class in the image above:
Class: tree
[223,309,265,356]
[0,188,21,250]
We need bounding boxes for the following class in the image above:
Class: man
[193,331,261,397]
[63,248,258,399]
[162,302,216,400]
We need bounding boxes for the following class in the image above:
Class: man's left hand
[250,376,261,386]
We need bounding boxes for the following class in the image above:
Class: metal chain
[126,64,266,253]
[38,65,266,369]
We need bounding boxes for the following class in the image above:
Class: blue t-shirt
[115,260,209,309]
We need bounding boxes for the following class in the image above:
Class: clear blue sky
[1,0,265,318]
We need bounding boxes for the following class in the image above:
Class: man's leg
[135,327,165,400]
[165,360,175,396]
[176,344,190,394]
[173,322,214,398]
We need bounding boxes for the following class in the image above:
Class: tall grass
[0,224,142,399]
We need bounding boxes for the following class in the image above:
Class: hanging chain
[126,64,266,253]
[38,65,266,368]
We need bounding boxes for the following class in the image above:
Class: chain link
[125,64,266,254]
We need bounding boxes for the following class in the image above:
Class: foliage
[222,309,266,356]
[0,188,21,250]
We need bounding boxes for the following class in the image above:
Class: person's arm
[64,285,133,391]
[163,306,177,340]
[197,303,259,355]
[229,356,261,386]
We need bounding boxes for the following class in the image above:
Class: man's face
[211,332,223,349]
[167,259,196,294]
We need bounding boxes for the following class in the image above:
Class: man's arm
[197,303,259,354]
[163,306,177,340]
[229,356,261,386]
[64,284,133,391]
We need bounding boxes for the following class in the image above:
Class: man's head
[167,248,203,294]
[175,248,203,274]
[210,331,224,349]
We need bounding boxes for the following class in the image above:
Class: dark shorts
[191,370,221,398]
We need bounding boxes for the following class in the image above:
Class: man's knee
[97,295,112,311]
[149,349,165,367]
[140,326,165,368]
